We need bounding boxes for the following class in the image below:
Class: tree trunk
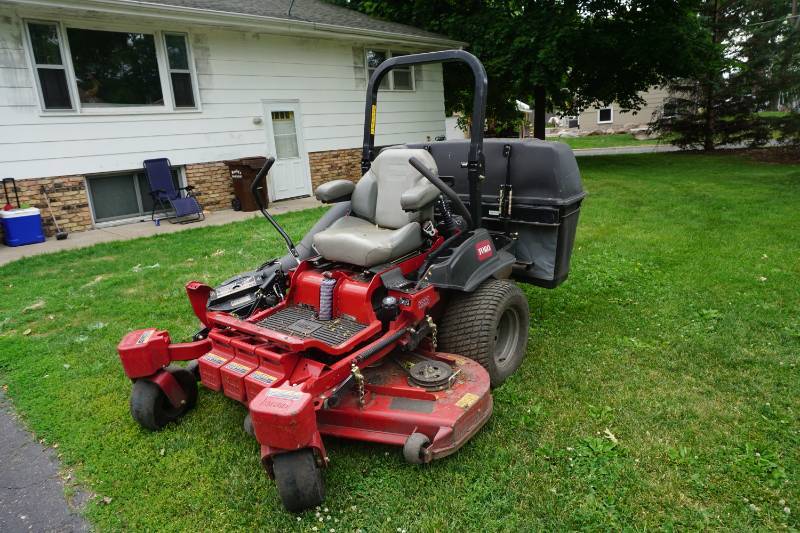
[533,85,546,140]
[704,0,721,151]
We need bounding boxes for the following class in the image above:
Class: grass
[1,152,799,531]
[554,132,662,149]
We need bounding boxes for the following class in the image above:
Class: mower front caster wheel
[403,432,431,464]
[129,366,198,431]
[243,414,254,437]
[272,449,325,512]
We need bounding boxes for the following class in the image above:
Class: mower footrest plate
[257,305,367,347]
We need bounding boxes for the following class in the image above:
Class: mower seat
[313,148,440,267]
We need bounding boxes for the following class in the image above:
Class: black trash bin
[225,157,268,212]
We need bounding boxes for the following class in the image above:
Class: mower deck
[316,352,492,460]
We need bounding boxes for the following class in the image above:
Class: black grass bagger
[117,50,585,512]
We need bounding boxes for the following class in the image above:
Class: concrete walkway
[0,392,89,532]
[0,196,321,267]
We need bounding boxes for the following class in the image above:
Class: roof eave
[7,0,467,48]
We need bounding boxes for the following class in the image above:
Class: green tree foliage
[327,0,706,136]
[653,1,800,149]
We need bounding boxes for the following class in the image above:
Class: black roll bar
[361,50,487,228]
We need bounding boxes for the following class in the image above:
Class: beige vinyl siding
[577,87,670,130]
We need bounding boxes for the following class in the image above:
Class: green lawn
[555,132,662,149]
[1,152,798,531]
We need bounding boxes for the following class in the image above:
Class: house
[0,0,461,235]
[576,87,669,132]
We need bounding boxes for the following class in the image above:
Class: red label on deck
[475,240,493,261]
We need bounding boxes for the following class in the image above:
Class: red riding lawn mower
[118,51,585,512]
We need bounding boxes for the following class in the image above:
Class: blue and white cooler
[0,207,46,247]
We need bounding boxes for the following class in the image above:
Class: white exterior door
[263,101,311,201]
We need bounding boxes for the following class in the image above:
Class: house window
[164,33,196,108]
[366,49,415,91]
[24,21,199,113]
[597,107,613,124]
[87,169,181,223]
[67,28,163,107]
[26,22,73,110]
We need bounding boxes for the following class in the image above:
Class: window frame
[22,18,201,116]
[22,20,78,112]
[163,32,200,110]
[597,106,614,124]
[365,48,416,92]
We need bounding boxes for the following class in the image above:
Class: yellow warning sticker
[249,371,277,385]
[202,353,226,365]
[370,104,377,135]
[455,393,480,409]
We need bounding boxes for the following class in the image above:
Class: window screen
[598,108,613,123]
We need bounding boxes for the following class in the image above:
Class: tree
[327,0,706,138]
[653,0,800,149]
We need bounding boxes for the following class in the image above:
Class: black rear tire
[438,279,529,388]
[272,449,325,512]
[129,366,198,430]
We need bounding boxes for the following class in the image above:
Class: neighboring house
[0,0,460,235]
[576,87,669,132]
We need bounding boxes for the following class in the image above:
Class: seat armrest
[315,180,355,203]
[401,181,440,212]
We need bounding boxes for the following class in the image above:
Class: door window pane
[37,68,71,109]
[271,111,299,159]
[89,174,140,221]
[28,23,62,65]
[66,28,163,107]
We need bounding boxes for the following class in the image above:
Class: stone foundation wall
[184,161,234,211]
[0,175,92,240]
[308,148,363,190]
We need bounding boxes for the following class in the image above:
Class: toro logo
[475,240,494,261]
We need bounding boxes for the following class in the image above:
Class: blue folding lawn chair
[143,158,204,224]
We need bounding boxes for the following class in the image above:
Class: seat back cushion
[350,170,377,223]
[371,148,438,229]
